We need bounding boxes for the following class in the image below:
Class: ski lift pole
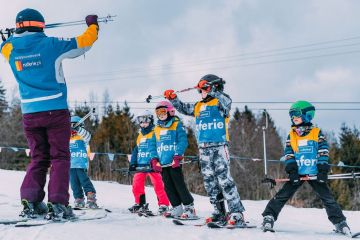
[261,109,276,187]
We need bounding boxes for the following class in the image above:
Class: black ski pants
[262,180,346,224]
[161,166,194,207]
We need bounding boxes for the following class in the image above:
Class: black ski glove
[129,164,137,172]
[317,163,330,183]
[285,162,300,186]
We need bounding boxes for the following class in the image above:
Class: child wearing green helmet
[261,100,352,236]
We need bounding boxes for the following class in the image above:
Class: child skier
[261,100,351,236]
[0,8,99,220]
[163,74,246,226]
[128,110,170,214]
[69,116,98,209]
[153,101,197,219]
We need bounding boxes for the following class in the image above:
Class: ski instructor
[0,8,99,219]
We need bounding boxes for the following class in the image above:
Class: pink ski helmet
[155,100,175,117]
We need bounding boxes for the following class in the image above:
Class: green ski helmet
[289,100,315,124]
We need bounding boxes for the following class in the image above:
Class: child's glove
[150,158,162,172]
[129,164,137,172]
[164,89,177,100]
[316,163,330,183]
[285,162,300,186]
[172,155,183,168]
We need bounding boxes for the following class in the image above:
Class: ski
[73,206,112,213]
[0,218,29,225]
[207,221,256,229]
[261,226,276,232]
[172,219,206,227]
[15,209,107,227]
[352,232,360,238]
[137,210,157,217]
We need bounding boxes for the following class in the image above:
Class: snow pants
[70,168,96,199]
[132,172,169,206]
[161,167,193,207]
[199,144,245,213]
[262,180,346,224]
[21,109,71,205]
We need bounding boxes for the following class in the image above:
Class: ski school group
[0,8,358,237]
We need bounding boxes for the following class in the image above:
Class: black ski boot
[19,199,48,218]
[335,220,352,237]
[129,194,146,213]
[45,202,76,221]
[206,193,227,224]
[261,215,275,232]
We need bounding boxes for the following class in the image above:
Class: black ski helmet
[198,74,225,92]
[15,8,45,34]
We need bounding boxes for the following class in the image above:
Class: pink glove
[150,158,162,172]
[172,155,183,168]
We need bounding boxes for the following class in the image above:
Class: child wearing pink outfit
[128,110,170,214]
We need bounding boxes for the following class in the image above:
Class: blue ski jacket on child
[154,116,188,165]
[130,125,158,167]
[70,127,92,169]
[284,126,329,175]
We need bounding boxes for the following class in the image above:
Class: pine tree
[0,80,8,118]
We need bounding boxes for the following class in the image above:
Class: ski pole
[146,87,196,103]
[1,15,116,41]
[45,15,116,29]
[160,158,199,168]
[145,78,226,103]
[73,108,96,128]
[275,174,360,183]
[112,166,153,176]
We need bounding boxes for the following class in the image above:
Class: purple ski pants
[20,109,71,205]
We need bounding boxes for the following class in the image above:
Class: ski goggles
[136,116,152,124]
[195,80,211,93]
[71,122,79,129]
[289,106,315,119]
[155,108,167,117]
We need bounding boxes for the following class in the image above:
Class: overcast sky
[1,0,360,137]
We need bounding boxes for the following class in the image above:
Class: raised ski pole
[1,15,116,42]
[145,78,226,103]
[146,87,195,103]
[73,108,96,129]
[260,110,276,188]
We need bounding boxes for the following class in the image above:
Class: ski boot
[164,205,184,218]
[227,212,245,227]
[335,220,352,237]
[74,198,85,208]
[206,196,227,224]
[158,205,169,215]
[261,215,275,232]
[86,192,99,209]
[19,199,48,218]
[205,211,227,224]
[128,203,142,213]
[138,203,156,216]
[180,203,198,220]
[129,194,146,213]
[45,202,76,221]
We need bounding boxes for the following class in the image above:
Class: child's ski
[172,219,206,227]
[207,221,256,229]
[15,209,107,227]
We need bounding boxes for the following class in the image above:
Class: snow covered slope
[0,169,358,240]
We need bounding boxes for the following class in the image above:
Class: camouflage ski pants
[199,144,245,213]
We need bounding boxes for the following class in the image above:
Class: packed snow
[0,169,358,240]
